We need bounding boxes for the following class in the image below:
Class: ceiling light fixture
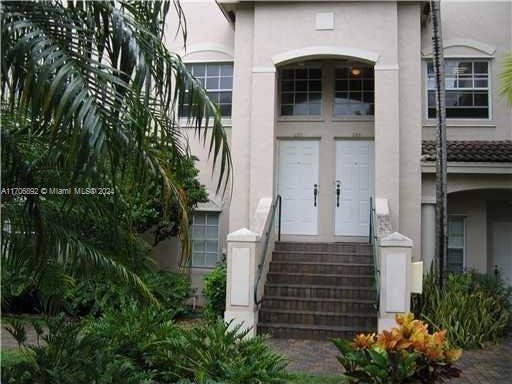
[351,67,361,76]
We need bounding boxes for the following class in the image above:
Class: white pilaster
[228,5,254,232]
[374,65,400,230]
[249,71,276,218]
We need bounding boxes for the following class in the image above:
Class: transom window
[334,65,374,116]
[427,60,489,119]
[191,212,220,268]
[447,216,465,274]
[182,63,233,117]
[280,68,322,116]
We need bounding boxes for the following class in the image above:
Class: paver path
[267,337,512,383]
[2,325,45,349]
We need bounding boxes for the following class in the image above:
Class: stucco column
[398,3,422,260]
[228,6,254,232]
[374,65,400,230]
[421,203,436,272]
[249,70,276,217]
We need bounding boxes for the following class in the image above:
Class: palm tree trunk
[430,0,448,287]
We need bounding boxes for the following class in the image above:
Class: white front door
[278,140,319,235]
[335,140,374,237]
[492,221,512,286]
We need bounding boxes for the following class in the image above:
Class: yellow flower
[376,329,412,351]
[352,333,377,349]
[396,313,415,327]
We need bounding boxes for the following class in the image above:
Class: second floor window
[334,65,374,116]
[427,60,489,119]
[280,68,322,116]
[182,62,233,117]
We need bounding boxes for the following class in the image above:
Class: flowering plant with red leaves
[333,313,462,383]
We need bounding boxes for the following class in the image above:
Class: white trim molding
[272,46,380,66]
[181,43,234,59]
[422,38,496,58]
[374,64,400,71]
[252,67,276,73]
[421,161,512,174]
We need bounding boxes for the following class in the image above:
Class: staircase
[257,241,378,340]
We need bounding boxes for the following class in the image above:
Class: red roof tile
[422,140,512,162]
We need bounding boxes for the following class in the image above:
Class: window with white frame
[182,63,233,117]
[447,216,465,274]
[334,65,374,116]
[279,67,322,116]
[191,212,220,268]
[427,60,489,119]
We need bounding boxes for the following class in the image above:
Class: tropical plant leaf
[500,53,512,105]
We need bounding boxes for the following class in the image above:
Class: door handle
[336,180,341,207]
[313,184,318,207]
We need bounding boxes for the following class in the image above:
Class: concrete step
[261,296,376,313]
[271,250,373,264]
[275,242,371,254]
[266,272,374,286]
[264,283,377,300]
[269,261,374,275]
[258,322,375,340]
[259,309,377,328]
[257,241,376,340]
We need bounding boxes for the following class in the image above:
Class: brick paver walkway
[267,337,512,383]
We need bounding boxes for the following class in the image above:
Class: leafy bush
[333,313,462,384]
[1,350,35,384]
[149,319,289,384]
[3,311,288,384]
[65,269,191,317]
[203,263,227,318]
[84,303,181,374]
[413,271,511,348]
[2,316,151,384]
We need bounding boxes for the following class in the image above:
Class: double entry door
[277,139,374,237]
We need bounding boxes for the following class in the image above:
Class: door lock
[336,180,341,207]
[313,184,318,207]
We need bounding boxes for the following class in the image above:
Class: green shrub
[2,316,151,384]
[84,303,181,373]
[2,308,288,384]
[149,319,289,384]
[413,271,511,348]
[67,269,191,317]
[203,263,227,318]
[87,311,288,384]
[1,350,35,384]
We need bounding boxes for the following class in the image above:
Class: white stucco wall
[421,0,512,141]
[421,174,512,273]
[158,0,512,292]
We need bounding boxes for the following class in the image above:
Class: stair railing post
[224,228,260,338]
[377,232,413,332]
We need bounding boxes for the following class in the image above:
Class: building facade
[161,0,512,304]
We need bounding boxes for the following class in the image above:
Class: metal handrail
[369,197,380,310]
[254,195,282,306]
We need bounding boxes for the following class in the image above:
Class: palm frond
[1,1,232,289]
[500,53,512,105]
